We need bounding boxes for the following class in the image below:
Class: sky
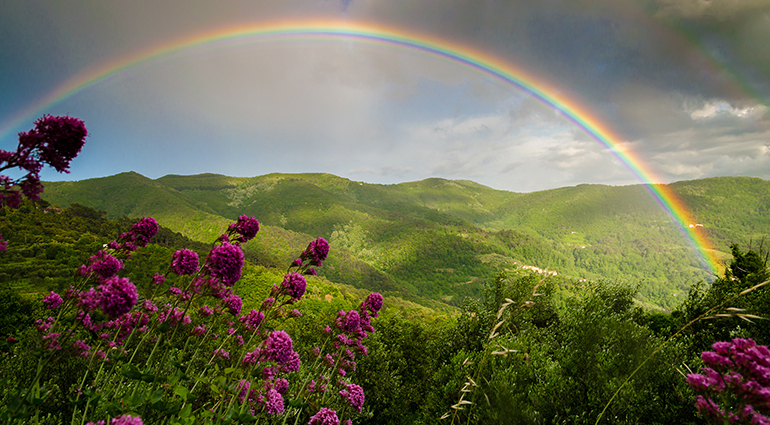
[1,0,769,193]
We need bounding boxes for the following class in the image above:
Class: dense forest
[40,172,770,310]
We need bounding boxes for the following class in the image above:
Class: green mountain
[41,172,770,309]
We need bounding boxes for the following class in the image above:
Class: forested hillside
[41,172,770,309]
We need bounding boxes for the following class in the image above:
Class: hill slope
[42,173,770,309]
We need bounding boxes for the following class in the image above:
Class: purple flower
[281,273,307,300]
[336,310,361,334]
[264,330,294,364]
[281,351,301,373]
[239,309,265,331]
[243,349,261,366]
[339,383,365,412]
[98,276,138,319]
[302,238,330,267]
[264,388,285,415]
[85,251,124,279]
[223,294,242,316]
[131,217,158,247]
[308,408,340,425]
[152,273,165,286]
[364,292,383,314]
[111,414,143,425]
[208,242,244,286]
[689,339,770,423]
[228,215,260,242]
[171,249,199,275]
[31,115,87,174]
[0,234,7,252]
[42,291,63,309]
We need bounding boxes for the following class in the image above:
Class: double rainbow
[0,20,722,274]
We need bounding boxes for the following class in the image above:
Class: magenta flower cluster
[687,338,770,424]
[1,115,87,208]
[228,215,260,242]
[281,272,307,301]
[301,237,330,267]
[171,248,200,275]
[308,407,340,425]
[208,242,245,286]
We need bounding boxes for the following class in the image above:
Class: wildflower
[152,273,165,286]
[228,215,260,242]
[243,349,261,366]
[687,338,770,424]
[42,291,63,309]
[111,414,143,425]
[281,273,307,301]
[130,217,158,247]
[29,115,87,173]
[208,242,244,286]
[224,293,242,316]
[98,276,138,319]
[213,348,230,359]
[0,234,7,251]
[290,309,302,318]
[339,383,365,412]
[192,326,206,336]
[308,407,340,425]
[336,310,360,334]
[281,351,301,373]
[301,237,329,267]
[199,305,214,316]
[171,249,199,275]
[240,309,265,331]
[84,251,123,279]
[264,330,294,364]
[364,292,383,315]
[72,340,91,357]
[263,388,285,415]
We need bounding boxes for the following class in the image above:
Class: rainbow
[0,20,722,274]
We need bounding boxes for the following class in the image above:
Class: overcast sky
[1,0,768,192]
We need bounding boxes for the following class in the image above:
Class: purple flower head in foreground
[42,291,63,309]
[308,408,340,425]
[264,388,285,415]
[208,242,244,286]
[85,251,124,279]
[130,217,158,247]
[239,309,264,331]
[364,292,383,315]
[111,414,143,425]
[265,330,294,364]
[30,115,87,174]
[224,293,242,316]
[98,276,138,319]
[281,272,307,301]
[340,383,365,412]
[687,338,770,424]
[302,237,329,267]
[336,310,361,334]
[171,249,199,275]
[228,215,260,242]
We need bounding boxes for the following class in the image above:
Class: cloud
[653,0,770,21]
[687,100,768,120]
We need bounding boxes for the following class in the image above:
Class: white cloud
[687,99,767,120]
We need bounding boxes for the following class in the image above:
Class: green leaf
[173,385,189,402]
[151,388,165,404]
[120,364,143,380]
[179,403,192,418]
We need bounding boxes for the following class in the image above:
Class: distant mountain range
[41,172,770,310]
